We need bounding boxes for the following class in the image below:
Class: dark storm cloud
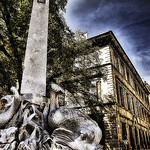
[66,0,150,82]
[122,19,150,51]
[120,18,150,75]
[72,0,101,15]
[71,0,150,28]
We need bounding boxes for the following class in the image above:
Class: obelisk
[21,0,49,103]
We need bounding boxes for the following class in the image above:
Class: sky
[64,0,150,84]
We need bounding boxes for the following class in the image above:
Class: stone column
[21,0,49,104]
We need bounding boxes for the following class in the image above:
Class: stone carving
[0,87,103,149]
[21,0,49,97]
[0,127,17,143]
[0,0,103,148]
[0,87,20,128]
[50,82,64,112]
[17,102,43,149]
[48,108,102,150]
[0,127,17,149]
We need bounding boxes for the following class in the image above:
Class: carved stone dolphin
[48,108,102,150]
[0,87,20,128]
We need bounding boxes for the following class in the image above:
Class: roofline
[88,31,149,93]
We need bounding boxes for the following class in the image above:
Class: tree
[47,28,106,106]
[0,0,33,96]
[0,0,105,106]
[0,0,68,96]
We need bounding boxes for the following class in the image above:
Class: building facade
[63,31,150,149]
[88,31,150,149]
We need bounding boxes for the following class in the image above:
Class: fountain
[0,0,103,149]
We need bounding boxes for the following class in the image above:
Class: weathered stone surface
[21,93,47,105]
[0,87,103,149]
[0,142,16,150]
[21,0,49,96]
[48,108,103,150]
[0,127,17,149]
[0,87,20,128]
[0,127,18,143]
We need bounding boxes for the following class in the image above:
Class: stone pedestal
[21,93,47,105]
[21,0,49,101]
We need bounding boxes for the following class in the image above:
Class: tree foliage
[0,0,105,105]
[0,0,32,96]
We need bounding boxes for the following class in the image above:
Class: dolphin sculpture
[48,107,102,150]
[0,87,20,128]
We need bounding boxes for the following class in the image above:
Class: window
[134,99,138,116]
[137,101,140,117]
[116,82,120,104]
[116,81,125,107]
[120,86,124,107]
[145,95,147,103]
[131,97,135,114]
[141,107,144,119]
[145,95,149,105]
[121,122,129,147]
[145,132,150,148]
[126,92,131,111]
[146,112,148,122]
[141,92,144,99]
[129,125,135,149]
[138,88,141,96]
[122,123,127,140]
[120,62,124,76]
[139,129,144,148]
[135,127,140,148]
[138,104,141,118]
[134,81,137,91]
[126,70,130,82]
[142,131,147,147]
[114,54,119,69]
[130,75,134,87]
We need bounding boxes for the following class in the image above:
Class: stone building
[89,31,150,149]
[64,31,150,149]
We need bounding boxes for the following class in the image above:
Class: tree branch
[0,34,13,59]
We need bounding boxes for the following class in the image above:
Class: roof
[88,31,149,94]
